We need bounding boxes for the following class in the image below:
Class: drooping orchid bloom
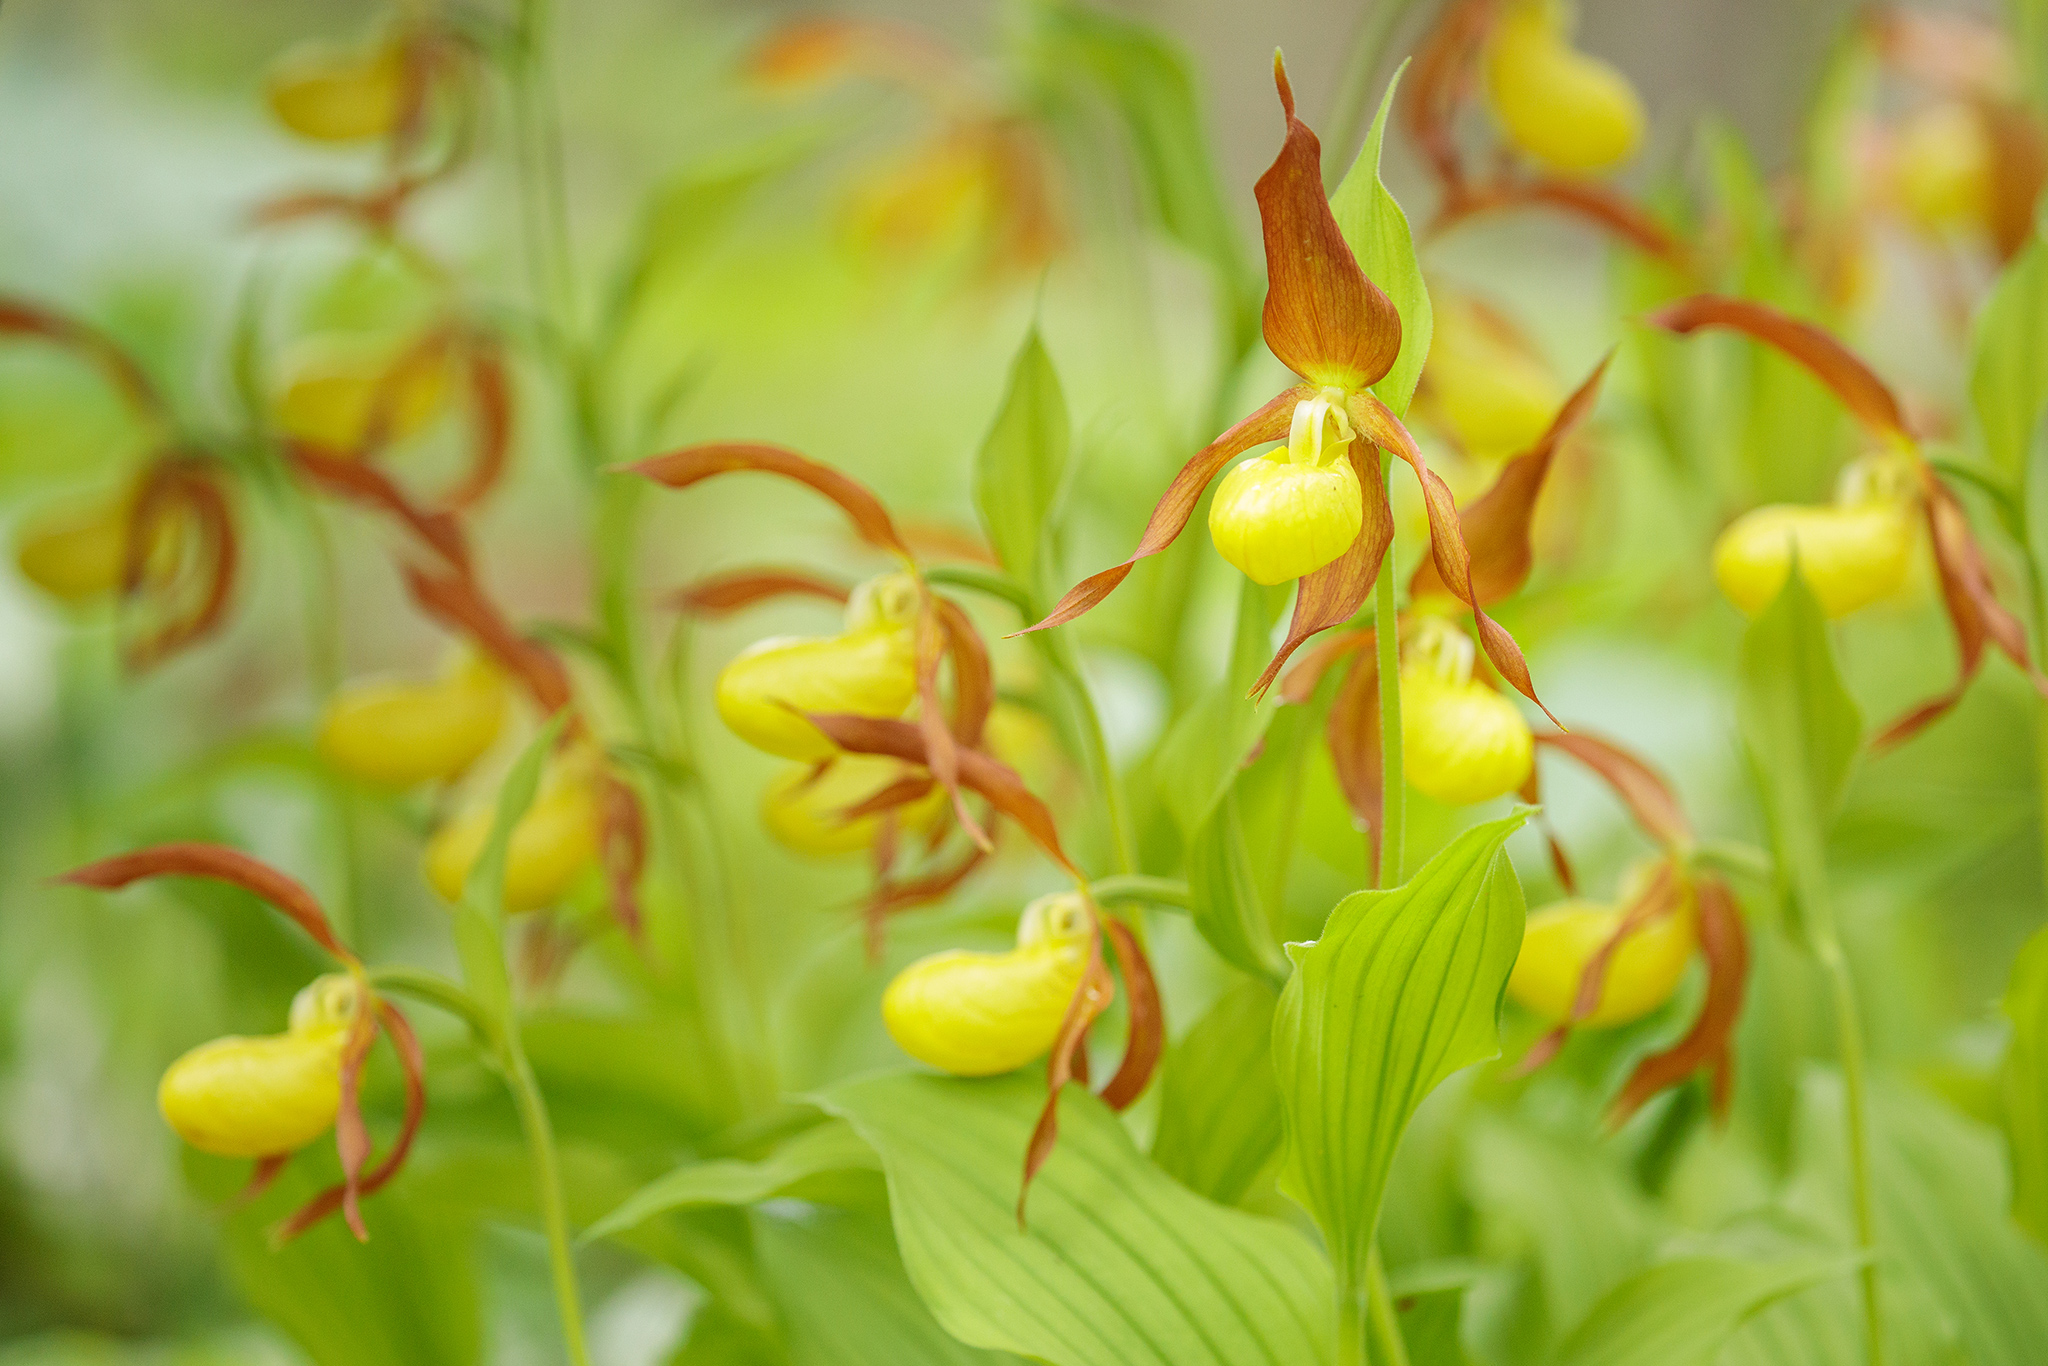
[1020,55,1551,717]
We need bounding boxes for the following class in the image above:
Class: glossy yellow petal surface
[1893,101,1993,236]
[274,339,450,452]
[13,490,180,604]
[318,656,507,788]
[760,754,948,858]
[264,41,407,143]
[158,1026,349,1158]
[1508,896,1697,1028]
[1712,501,1916,619]
[715,626,919,761]
[1208,452,1365,586]
[1401,671,1534,807]
[424,776,602,912]
[1483,1,1644,175]
[882,893,1091,1076]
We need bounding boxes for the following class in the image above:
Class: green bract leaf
[819,1071,1332,1366]
[1273,813,1529,1291]
[1970,228,2048,483]
[1327,63,1432,417]
[1736,564,1861,945]
[1552,1255,1856,1366]
[974,326,1071,596]
[2003,924,2048,1242]
[1185,790,1285,979]
[1150,979,1283,1205]
[582,1122,880,1244]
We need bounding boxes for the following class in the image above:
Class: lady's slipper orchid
[1711,455,1920,619]
[275,334,452,453]
[159,973,362,1159]
[1399,615,1534,806]
[317,651,508,788]
[14,482,184,605]
[761,753,949,859]
[882,891,1093,1076]
[1482,0,1645,176]
[425,758,604,913]
[1024,55,1548,710]
[265,39,412,143]
[1509,886,1697,1028]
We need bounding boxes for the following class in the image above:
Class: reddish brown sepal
[914,596,989,851]
[1258,55,1403,390]
[1096,916,1162,1111]
[401,563,573,714]
[1351,392,1556,724]
[1532,730,1692,848]
[1278,627,1373,706]
[670,568,850,616]
[290,443,471,574]
[1608,877,1749,1125]
[1437,180,1690,268]
[1875,475,2048,747]
[1325,647,1386,883]
[1018,922,1113,1228]
[600,776,648,942]
[273,998,429,1244]
[1404,0,1497,190]
[441,339,512,510]
[1252,447,1392,700]
[123,458,239,672]
[1019,386,1305,635]
[1409,354,1612,605]
[1648,296,1909,444]
[229,1153,292,1212]
[55,842,353,962]
[622,443,913,561]
[0,296,169,422]
[1518,765,1578,895]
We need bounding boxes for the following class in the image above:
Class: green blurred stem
[1088,875,1191,910]
[1365,1247,1412,1366]
[1810,915,1882,1365]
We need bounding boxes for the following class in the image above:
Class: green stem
[1337,1286,1366,1366]
[368,966,496,1040]
[1088,875,1191,910]
[1365,1249,1412,1366]
[505,1036,593,1366]
[1816,933,1883,1366]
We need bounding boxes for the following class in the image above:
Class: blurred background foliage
[1,0,2044,1363]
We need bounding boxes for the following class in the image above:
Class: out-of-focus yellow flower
[265,40,409,143]
[1209,388,1365,585]
[158,974,360,1158]
[1891,100,1995,237]
[13,485,183,604]
[1482,0,1644,175]
[1420,298,1562,463]
[1399,614,1534,807]
[1712,456,1920,619]
[274,337,450,452]
[716,572,921,761]
[424,762,602,912]
[318,653,508,788]
[1508,890,1696,1027]
[882,891,1092,1076]
[760,753,948,858]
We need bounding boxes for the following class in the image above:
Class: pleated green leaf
[1150,978,1283,1205]
[974,326,1070,597]
[1554,1255,1854,1366]
[820,1070,1332,1366]
[1328,64,1432,416]
[583,1121,880,1243]
[1185,790,1285,979]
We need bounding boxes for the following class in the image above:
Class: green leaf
[1970,228,2048,482]
[452,714,565,1029]
[1153,578,1285,835]
[1328,63,1433,416]
[1273,814,1529,1291]
[1736,564,1861,945]
[1552,1255,1855,1366]
[819,1071,1332,1366]
[753,1207,1024,1365]
[974,326,1071,596]
[2002,924,2048,1241]
[584,1122,880,1243]
[1150,979,1283,1205]
[1185,790,1285,978]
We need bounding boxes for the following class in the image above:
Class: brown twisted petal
[936,596,994,751]
[1609,876,1749,1125]
[1350,391,1555,724]
[273,998,429,1244]
[0,296,168,422]
[1324,648,1385,883]
[1278,626,1374,705]
[55,841,354,962]
[1875,475,2048,748]
[1096,916,1162,1112]
[914,596,989,851]
[1018,386,1306,635]
[1404,0,1498,190]
[600,776,648,941]
[1259,55,1403,391]
[1410,353,1612,607]
[1519,763,1578,895]
[622,442,913,561]
[330,1002,379,1239]
[1533,730,1692,848]
[1251,446,1392,701]
[401,563,573,714]
[1018,917,1113,1228]
[804,713,1078,878]
[670,568,850,616]
[123,459,238,672]
[1435,179,1690,270]
[1647,296,1908,443]
[291,443,471,574]
[439,340,512,510]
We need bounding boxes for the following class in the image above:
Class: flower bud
[158,973,360,1158]
[1421,299,1562,462]
[264,40,408,143]
[1209,389,1364,585]
[1712,497,1917,620]
[1399,618,1533,807]
[424,766,602,912]
[274,337,450,452]
[882,891,1092,1076]
[1891,101,1993,237]
[1482,0,1644,175]
[1508,893,1696,1028]
[318,653,508,788]
[760,753,948,858]
[13,487,182,605]
[715,573,921,761]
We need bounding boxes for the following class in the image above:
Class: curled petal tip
[1273,50,1295,118]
